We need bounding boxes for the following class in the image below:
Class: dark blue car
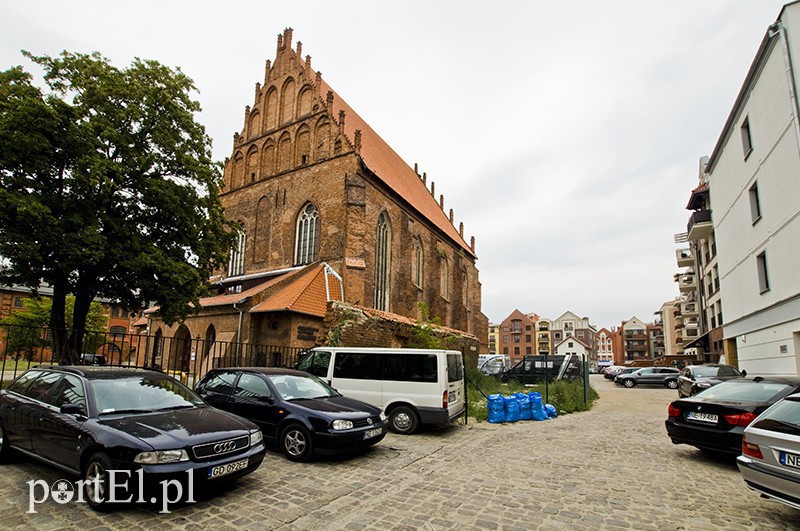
[196,368,388,462]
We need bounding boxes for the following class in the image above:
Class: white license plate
[363,428,382,440]
[779,451,800,470]
[686,411,718,423]
[208,458,248,479]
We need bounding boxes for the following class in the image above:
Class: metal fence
[0,324,307,390]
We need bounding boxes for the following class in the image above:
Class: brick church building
[146,29,487,372]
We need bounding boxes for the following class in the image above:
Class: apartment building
[497,309,537,363]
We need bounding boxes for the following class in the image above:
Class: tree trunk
[67,276,96,365]
[49,274,69,363]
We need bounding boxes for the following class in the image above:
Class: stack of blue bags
[487,392,558,423]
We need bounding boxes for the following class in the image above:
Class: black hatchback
[196,368,389,462]
[677,364,743,398]
[0,366,266,511]
[665,376,800,456]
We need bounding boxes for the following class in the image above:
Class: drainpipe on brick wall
[772,22,800,155]
[233,297,248,365]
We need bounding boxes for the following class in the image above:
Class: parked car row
[613,367,681,389]
[0,347,467,512]
[664,374,800,512]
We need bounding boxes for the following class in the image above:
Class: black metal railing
[0,324,307,390]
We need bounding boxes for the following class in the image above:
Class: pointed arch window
[295,203,319,265]
[374,212,391,311]
[440,256,449,300]
[412,238,423,288]
[228,228,246,277]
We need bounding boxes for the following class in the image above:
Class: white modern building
[705,2,800,376]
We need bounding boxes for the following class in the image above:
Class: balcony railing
[676,248,693,267]
[678,274,697,292]
[687,210,713,241]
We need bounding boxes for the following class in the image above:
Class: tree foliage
[0,51,235,362]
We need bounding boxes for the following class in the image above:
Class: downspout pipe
[772,22,800,155]
[233,297,248,365]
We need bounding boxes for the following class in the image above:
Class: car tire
[0,421,10,463]
[665,379,679,389]
[280,424,314,462]
[389,406,419,435]
[83,452,116,512]
[622,379,635,388]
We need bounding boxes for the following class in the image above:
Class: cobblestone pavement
[2,375,799,530]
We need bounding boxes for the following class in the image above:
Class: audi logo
[213,441,237,454]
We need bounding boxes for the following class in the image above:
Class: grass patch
[465,366,599,422]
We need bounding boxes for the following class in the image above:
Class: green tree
[0,51,235,363]
[0,296,108,360]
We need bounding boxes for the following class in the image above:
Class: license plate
[208,458,248,479]
[686,411,718,423]
[363,428,382,440]
[779,451,800,470]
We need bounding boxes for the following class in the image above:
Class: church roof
[316,74,475,258]
[250,263,343,317]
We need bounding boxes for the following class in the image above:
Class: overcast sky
[1,1,791,329]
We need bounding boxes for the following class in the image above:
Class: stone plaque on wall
[297,326,318,341]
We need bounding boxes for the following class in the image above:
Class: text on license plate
[363,428,382,440]
[686,411,718,423]
[208,458,248,479]
[779,451,800,469]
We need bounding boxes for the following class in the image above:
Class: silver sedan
[737,392,800,511]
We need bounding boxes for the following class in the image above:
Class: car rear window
[447,353,463,383]
[695,380,792,402]
[751,397,800,435]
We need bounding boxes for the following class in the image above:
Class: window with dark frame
[741,116,753,158]
[757,251,770,293]
[749,182,762,224]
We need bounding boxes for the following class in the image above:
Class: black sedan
[196,368,388,462]
[0,366,266,511]
[677,364,743,398]
[665,376,800,456]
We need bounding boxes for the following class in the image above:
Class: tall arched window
[374,212,391,311]
[412,238,423,288]
[440,256,449,299]
[228,228,246,277]
[294,203,319,265]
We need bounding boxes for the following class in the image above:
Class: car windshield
[91,375,205,414]
[694,380,792,402]
[267,374,337,400]
[693,366,726,378]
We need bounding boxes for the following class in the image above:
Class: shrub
[464,366,598,421]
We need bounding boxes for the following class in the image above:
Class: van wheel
[389,406,419,435]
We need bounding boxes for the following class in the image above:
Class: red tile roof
[250,264,343,317]
[316,79,475,258]
[354,304,477,340]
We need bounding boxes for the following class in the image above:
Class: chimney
[449,208,454,222]
[422,172,427,184]
[431,181,435,196]
[471,236,475,252]
[414,163,418,175]
[459,222,464,237]
[439,194,444,209]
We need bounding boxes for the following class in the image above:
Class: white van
[296,347,465,434]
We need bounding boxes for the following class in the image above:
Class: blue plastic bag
[516,392,532,420]
[545,403,558,418]
[487,394,505,423]
[529,392,547,421]
[504,394,521,422]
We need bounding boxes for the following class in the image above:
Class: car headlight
[332,419,353,431]
[380,412,387,422]
[250,429,263,446]
[134,449,189,464]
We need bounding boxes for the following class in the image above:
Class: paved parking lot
[1,375,798,530]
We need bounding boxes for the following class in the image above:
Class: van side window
[333,353,382,379]
[383,354,437,383]
[298,351,331,378]
[447,353,464,382]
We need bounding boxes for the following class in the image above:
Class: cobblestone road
[2,375,798,530]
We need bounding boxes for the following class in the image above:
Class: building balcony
[687,210,713,241]
[684,317,699,329]
[676,248,693,267]
[680,302,698,316]
[678,274,697,292]
[624,332,647,339]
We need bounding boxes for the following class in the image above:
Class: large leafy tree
[0,51,235,363]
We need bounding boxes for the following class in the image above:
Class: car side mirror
[60,403,86,416]
[741,370,747,377]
